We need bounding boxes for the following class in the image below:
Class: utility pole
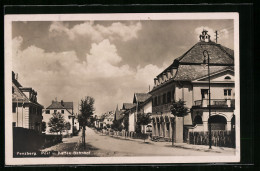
[215,30,219,44]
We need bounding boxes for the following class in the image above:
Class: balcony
[152,103,171,113]
[193,99,235,108]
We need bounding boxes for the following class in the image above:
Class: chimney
[163,73,167,82]
[12,71,15,80]
[154,78,158,86]
[61,100,64,106]
[167,69,172,79]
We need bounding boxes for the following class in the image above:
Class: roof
[122,103,136,110]
[174,65,234,81]
[12,82,30,103]
[175,41,234,64]
[12,78,44,108]
[115,109,124,121]
[133,93,152,103]
[46,101,73,109]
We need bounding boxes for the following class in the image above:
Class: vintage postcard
[5,13,240,165]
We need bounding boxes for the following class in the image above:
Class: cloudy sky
[12,19,234,115]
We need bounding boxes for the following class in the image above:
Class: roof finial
[199,29,211,42]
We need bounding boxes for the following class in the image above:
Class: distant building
[125,93,152,132]
[42,100,76,135]
[103,111,115,126]
[114,105,125,121]
[150,30,235,143]
[12,71,44,133]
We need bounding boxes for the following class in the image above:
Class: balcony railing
[193,99,235,108]
[152,103,171,113]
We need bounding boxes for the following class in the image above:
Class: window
[61,110,64,114]
[224,89,232,99]
[224,76,231,80]
[163,93,166,104]
[12,87,14,94]
[12,104,16,113]
[159,95,162,105]
[45,110,50,114]
[167,91,171,103]
[54,110,57,113]
[172,89,175,101]
[201,89,209,99]
[12,122,16,127]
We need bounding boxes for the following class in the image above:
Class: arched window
[194,115,203,125]
[208,115,227,130]
[225,76,231,80]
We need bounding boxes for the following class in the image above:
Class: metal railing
[194,99,234,108]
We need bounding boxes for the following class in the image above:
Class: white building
[12,71,44,133]
[42,100,76,135]
[126,93,152,133]
[150,30,235,143]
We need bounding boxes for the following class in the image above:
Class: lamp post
[203,50,212,149]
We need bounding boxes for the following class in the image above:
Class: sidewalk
[95,129,236,154]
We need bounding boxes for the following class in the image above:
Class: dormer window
[225,76,231,80]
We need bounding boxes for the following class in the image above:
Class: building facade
[12,71,44,133]
[103,111,115,126]
[126,93,152,132]
[150,30,235,143]
[42,100,75,135]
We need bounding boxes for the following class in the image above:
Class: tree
[48,112,65,135]
[111,119,123,131]
[170,99,189,146]
[136,112,151,142]
[64,122,71,135]
[78,96,95,149]
[123,115,129,131]
[42,121,46,133]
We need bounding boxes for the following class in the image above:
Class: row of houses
[12,72,79,135]
[113,30,235,143]
[94,111,115,129]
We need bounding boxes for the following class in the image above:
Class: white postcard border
[5,12,240,165]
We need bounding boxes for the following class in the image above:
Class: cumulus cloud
[49,21,142,42]
[135,64,166,86]
[12,36,163,114]
[85,39,133,78]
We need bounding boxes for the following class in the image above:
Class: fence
[13,127,62,152]
[188,130,235,148]
[100,129,149,140]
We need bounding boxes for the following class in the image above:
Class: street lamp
[203,50,212,149]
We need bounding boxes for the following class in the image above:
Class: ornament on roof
[199,29,211,42]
